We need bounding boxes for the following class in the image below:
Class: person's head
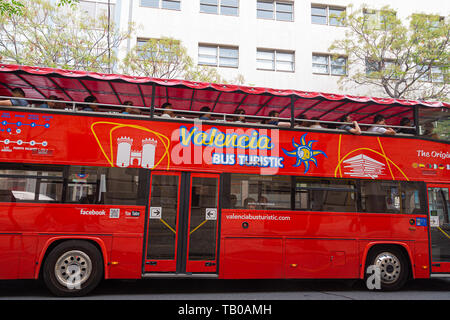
[84,95,97,103]
[47,95,59,108]
[161,102,175,117]
[11,88,25,97]
[54,97,66,109]
[123,101,133,106]
[340,114,351,123]
[269,110,279,118]
[296,114,309,126]
[244,197,256,209]
[234,108,245,122]
[199,106,211,119]
[373,114,386,125]
[262,110,279,124]
[311,117,321,125]
[400,117,411,127]
[83,95,98,111]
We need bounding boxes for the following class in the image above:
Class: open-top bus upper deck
[0,64,448,184]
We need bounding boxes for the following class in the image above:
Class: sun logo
[282,133,327,173]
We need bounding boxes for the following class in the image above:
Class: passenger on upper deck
[81,95,99,112]
[262,110,280,125]
[121,101,141,114]
[423,122,439,139]
[198,106,212,120]
[233,108,246,123]
[160,102,175,118]
[396,117,416,135]
[309,117,324,129]
[0,88,28,107]
[295,115,309,128]
[38,95,59,109]
[367,115,396,135]
[338,114,361,135]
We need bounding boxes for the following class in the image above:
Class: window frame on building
[257,0,294,22]
[312,53,347,76]
[200,0,239,16]
[198,44,239,68]
[257,48,295,72]
[311,4,346,26]
[140,0,181,11]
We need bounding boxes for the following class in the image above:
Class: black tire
[42,240,104,297]
[364,246,410,291]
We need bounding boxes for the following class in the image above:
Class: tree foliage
[329,5,449,101]
[122,37,245,84]
[0,0,132,72]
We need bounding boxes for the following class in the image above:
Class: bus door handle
[146,261,157,266]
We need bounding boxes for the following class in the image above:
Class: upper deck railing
[0,94,444,140]
[0,64,448,141]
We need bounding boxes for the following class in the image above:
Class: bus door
[427,184,450,274]
[144,172,220,274]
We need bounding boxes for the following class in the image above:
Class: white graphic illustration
[116,136,157,168]
[342,154,385,179]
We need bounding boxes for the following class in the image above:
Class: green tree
[122,37,245,84]
[0,0,77,16]
[0,0,132,72]
[329,5,449,101]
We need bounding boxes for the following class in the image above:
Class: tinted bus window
[0,167,63,202]
[295,178,357,212]
[223,174,291,210]
[66,166,147,205]
[402,181,427,214]
[361,181,400,213]
[360,180,426,214]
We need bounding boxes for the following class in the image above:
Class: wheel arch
[35,236,110,280]
[360,241,414,280]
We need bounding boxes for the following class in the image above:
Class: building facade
[76,0,448,97]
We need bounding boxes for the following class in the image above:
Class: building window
[200,0,239,16]
[257,1,293,21]
[311,5,345,26]
[78,0,115,27]
[257,49,294,72]
[312,54,347,75]
[417,65,446,83]
[363,8,396,29]
[198,44,239,68]
[136,38,181,63]
[140,0,181,10]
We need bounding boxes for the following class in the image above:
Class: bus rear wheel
[365,246,409,291]
[42,240,103,297]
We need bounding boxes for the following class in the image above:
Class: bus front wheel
[42,240,104,297]
[364,246,410,291]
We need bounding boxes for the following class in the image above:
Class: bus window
[223,174,291,210]
[295,178,357,212]
[66,166,146,205]
[361,181,401,213]
[401,181,427,214]
[0,167,63,202]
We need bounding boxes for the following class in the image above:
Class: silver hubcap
[374,252,401,284]
[55,250,92,289]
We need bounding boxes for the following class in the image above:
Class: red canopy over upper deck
[0,64,448,126]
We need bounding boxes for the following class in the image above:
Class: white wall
[113,0,449,96]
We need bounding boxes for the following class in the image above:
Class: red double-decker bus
[0,64,448,296]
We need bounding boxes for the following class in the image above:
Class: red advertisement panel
[0,110,448,183]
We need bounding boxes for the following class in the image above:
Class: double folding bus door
[427,184,450,274]
[144,172,220,274]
